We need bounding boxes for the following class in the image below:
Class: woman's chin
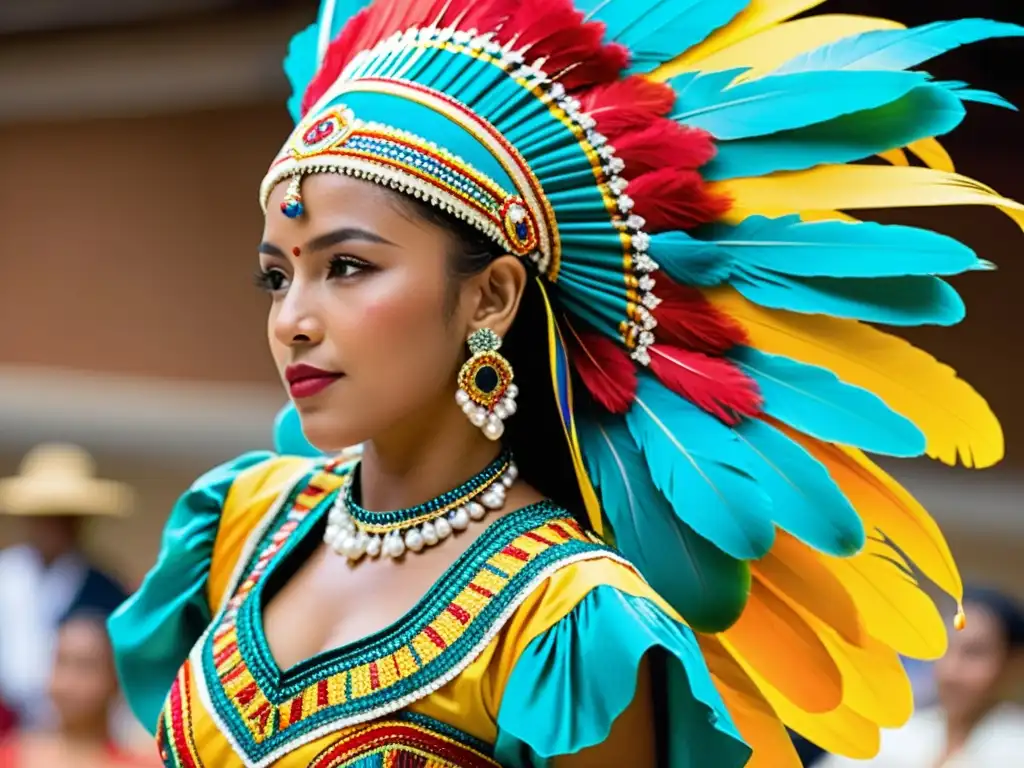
[296,412,363,455]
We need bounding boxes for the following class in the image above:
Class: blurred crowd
[0,441,1022,767]
[0,445,158,767]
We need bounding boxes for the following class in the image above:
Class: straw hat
[0,444,133,517]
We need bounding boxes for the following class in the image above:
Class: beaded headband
[261,24,658,359]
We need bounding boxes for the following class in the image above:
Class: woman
[108,1,1022,766]
[0,612,157,767]
[818,586,1024,767]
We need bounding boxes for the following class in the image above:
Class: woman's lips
[288,374,342,399]
[285,364,344,399]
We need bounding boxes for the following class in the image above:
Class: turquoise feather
[697,215,984,278]
[775,19,1024,74]
[578,416,751,632]
[284,24,320,123]
[733,418,865,556]
[576,0,747,74]
[649,232,732,287]
[704,84,965,180]
[673,70,930,140]
[936,81,1018,111]
[625,373,774,560]
[730,347,926,458]
[732,271,966,327]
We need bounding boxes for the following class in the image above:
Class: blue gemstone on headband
[281,200,304,219]
[515,221,529,239]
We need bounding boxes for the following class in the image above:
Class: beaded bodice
[157,460,613,767]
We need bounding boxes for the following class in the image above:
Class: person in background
[0,444,132,730]
[0,612,158,767]
[818,585,1024,767]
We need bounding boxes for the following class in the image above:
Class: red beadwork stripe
[423,626,447,649]
[308,722,500,768]
[236,682,258,707]
[501,545,530,561]
[317,679,330,708]
[392,654,402,679]
[220,663,247,685]
[289,695,304,725]
[446,603,471,625]
[213,640,238,667]
[168,669,199,768]
[369,661,380,690]
[468,582,495,598]
[251,701,272,730]
[548,522,572,540]
[524,530,552,545]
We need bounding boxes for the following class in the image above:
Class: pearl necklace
[324,452,518,562]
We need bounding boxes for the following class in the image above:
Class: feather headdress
[267,1,1022,762]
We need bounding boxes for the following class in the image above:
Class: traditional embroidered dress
[111,454,744,766]
[110,0,1022,765]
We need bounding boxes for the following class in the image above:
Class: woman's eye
[328,256,369,279]
[254,268,290,292]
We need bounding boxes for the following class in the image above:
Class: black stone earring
[455,328,518,441]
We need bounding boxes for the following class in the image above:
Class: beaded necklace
[324,451,518,561]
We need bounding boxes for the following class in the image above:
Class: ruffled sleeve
[107,451,278,731]
[491,558,751,767]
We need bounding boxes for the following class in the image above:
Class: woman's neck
[358,393,501,511]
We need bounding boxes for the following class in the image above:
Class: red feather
[567,328,637,413]
[653,278,747,354]
[629,168,731,232]
[649,345,762,425]
[616,122,717,178]
[582,76,676,138]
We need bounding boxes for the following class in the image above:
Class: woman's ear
[468,255,528,338]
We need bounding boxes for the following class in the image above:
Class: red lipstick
[285,363,343,399]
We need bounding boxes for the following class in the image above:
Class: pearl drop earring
[455,328,517,440]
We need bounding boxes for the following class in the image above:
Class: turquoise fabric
[274,402,323,457]
[493,587,751,767]
[108,451,275,732]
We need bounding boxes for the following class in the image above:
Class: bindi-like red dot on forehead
[292,246,301,258]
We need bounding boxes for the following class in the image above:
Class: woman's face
[261,174,471,452]
[48,617,118,728]
[935,602,1014,719]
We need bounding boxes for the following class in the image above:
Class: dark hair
[399,196,590,526]
[963,585,1024,650]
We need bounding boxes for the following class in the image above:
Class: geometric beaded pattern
[263,109,541,260]
[306,712,500,768]
[158,660,203,768]
[194,464,611,767]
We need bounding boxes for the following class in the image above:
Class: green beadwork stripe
[343,450,512,528]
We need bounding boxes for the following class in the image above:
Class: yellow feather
[652,0,829,74]
[822,536,948,660]
[879,148,910,165]
[712,164,1024,231]
[819,626,914,728]
[721,579,843,713]
[706,288,1004,468]
[759,553,916,728]
[719,209,859,224]
[776,425,962,601]
[698,636,803,768]
[720,637,882,759]
[655,15,904,82]
[909,137,955,172]
[752,529,863,646]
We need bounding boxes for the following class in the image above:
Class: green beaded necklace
[323,450,518,561]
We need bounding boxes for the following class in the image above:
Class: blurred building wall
[0,2,1020,597]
